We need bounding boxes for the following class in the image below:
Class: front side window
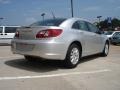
[87,22,99,33]
[0,27,3,33]
[78,21,88,31]
[5,27,18,33]
[72,21,88,31]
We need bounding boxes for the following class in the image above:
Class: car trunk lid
[17,26,50,40]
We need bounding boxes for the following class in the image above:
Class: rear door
[72,20,96,56]
[86,22,103,53]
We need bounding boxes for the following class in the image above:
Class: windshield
[30,18,66,26]
[104,31,113,35]
[0,27,3,33]
[5,27,18,33]
[113,32,120,37]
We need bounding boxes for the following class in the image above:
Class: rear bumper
[11,39,68,60]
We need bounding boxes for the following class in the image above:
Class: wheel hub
[70,48,79,65]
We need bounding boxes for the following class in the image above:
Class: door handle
[5,33,7,35]
[0,34,3,35]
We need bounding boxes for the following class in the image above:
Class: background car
[111,32,120,45]
[104,31,114,38]
[0,26,20,45]
[11,18,109,68]
[104,31,120,39]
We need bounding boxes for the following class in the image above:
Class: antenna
[51,11,56,19]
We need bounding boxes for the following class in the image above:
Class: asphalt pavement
[0,45,120,90]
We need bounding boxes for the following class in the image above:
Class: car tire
[24,55,35,62]
[101,42,109,57]
[64,44,81,68]
[112,43,117,45]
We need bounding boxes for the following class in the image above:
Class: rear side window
[30,18,66,26]
[0,27,3,33]
[72,21,80,29]
[5,27,18,33]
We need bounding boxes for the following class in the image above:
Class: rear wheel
[101,42,109,57]
[64,44,81,68]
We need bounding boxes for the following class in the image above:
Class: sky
[0,0,120,26]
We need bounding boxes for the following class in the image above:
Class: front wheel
[64,44,81,68]
[101,42,109,57]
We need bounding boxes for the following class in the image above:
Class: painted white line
[0,69,111,81]
[0,56,23,59]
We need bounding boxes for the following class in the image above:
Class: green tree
[112,18,120,28]
[96,18,120,30]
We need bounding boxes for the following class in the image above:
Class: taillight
[36,29,63,38]
[15,31,19,38]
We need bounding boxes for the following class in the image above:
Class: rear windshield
[30,18,66,26]
[0,27,3,33]
[5,27,18,33]
[104,31,113,35]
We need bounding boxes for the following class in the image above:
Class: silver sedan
[11,18,109,68]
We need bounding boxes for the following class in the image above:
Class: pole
[71,0,74,17]
[41,13,45,21]
[0,17,4,26]
[97,16,102,23]
[97,16,102,28]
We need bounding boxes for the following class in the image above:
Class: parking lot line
[0,56,22,59]
[0,69,111,81]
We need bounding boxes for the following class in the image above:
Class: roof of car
[42,17,90,22]
[68,17,89,21]
[0,26,20,27]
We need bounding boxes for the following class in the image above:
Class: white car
[104,31,120,39]
[0,26,20,45]
[12,18,109,68]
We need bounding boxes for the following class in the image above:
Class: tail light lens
[36,29,63,38]
[15,31,19,38]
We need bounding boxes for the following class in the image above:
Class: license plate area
[16,43,34,51]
